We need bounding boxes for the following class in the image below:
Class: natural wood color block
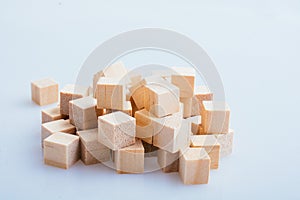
[171,67,195,98]
[201,101,230,134]
[191,96,201,116]
[98,111,136,150]
[41,106,63,123]
[136,125,153,144]
[180,97,192,118]
[41,119,76,144]
[157,149,179,173]
[191,86,213,116]
[69,96,98,130]
[190,135,220,169]
[114,139,144,174]
[214,129,234,157]
[106,101,132,116]
[179,147,210,185]
[31,78,58,106]
[43,132,80,169]
[185,115,201,135]
[60,84,89,116]
[77,128,110,165]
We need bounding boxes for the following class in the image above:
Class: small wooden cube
[98,111,136,150]
[179,147,210,185]
[180,97,192,118]
[191,86,213,116]
[106,101,132,116]
[190,135,220,169]
[214,129,234,157]
[69,96,98,130]
[41,106,63,123]
[114,139,144,174]
[41,119,76,144]
[31,78,58,106]
[77,128,110,165]
[43,132,80,169]
[60,84,89,116]
[201,101,230,134]
[171,67,195,98]
[157,149,179,173]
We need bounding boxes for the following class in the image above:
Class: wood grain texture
[31,78,58,106]
[41,106,63,123]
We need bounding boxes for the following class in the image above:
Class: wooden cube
[191,86,213,116]
[98,111,136,150]
[179,147,210,184]
[185,115,201,135]
[157,149,179,173]
[41,106,63,123]
[31,78,58,106]
[69,96,98,130]
[180,97,192,118]
[190,135,220,169]
[106,101,132,116]
[214,129,234,157]
[114,139,144,174]
[43,132,80,169]
[77,128,110,165]
[201,101,230,134]
[171,67,195,98]
[41,119,76,144]
[60,84,89,116]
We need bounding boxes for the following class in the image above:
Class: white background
[0,0,300,199]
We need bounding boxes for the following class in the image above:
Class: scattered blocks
[157,149,179,173]
[179,147,210,184]
[114,139,144,174]
[43,132,80,169]
[190,135,220,169]
[171,67,195,98]
[98,111,136,150]
[214,129,234,157]
[31,78,58,106]
[41,106,63,123]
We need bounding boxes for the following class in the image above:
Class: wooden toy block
[157,149,179,173]
[214,129,234,157]
[98,111,136,150]
[41,106,63,123]
[60,84,89,116]
[185,115,201,135]
[191,96,201,116]
[114,139,144,174]
[31,78,58,106]
[171,67,195,98]
[191,86,213,116]
[106,101,132,116]
[201,101,230,134]
[180,97,192,118]
[69,96,98,130]
[144,84,180,118]
[179,147,210,184]
[136,125,153,144]
[142,141,158,157]
[77,128,110,165]
[41,119,76,144]
[43,132,80,169]
[190,135,220,169]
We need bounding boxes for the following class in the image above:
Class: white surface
[1,0,300,199]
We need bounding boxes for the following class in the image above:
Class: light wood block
[201,101,230,134]
[180,97,192,118]
[41,106,63,123]
[106,101,132,116]
[171,67,195,98]
[43,132,80,169]
[60,84,89,116]
[69,96,98,130]
[77,128,110,165]
[185,115,201,135]
[214,129,234,157]
[157,149,179,173]
[190,135,220,169]
[114,139,144,174]
[98,111,136,150]
[191,86,213,116]
[31,78,58,106]
[179,147,210,185]
[41,119,76,144]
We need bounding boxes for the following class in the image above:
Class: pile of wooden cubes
[31,62,234,185]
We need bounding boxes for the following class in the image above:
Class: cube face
[31,78,58,106]
[194,86,213,102]
[171,67,195,98]
[157,149,179,173]
[180,97,192,118]
[215,129,234,157]
[41,106,63,123]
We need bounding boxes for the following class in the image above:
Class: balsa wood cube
[190,135,220,169]
[60,84,89,116]
[77,128,110,165]
[98,111,136,150]
[179,147,210,185]
[191,86,213,116]
[41,106,63,123]
[171,67,195,98]
[201,101,230,134]
[214,129,234,157]
[114,139,144,174]
[41,119,76,144]
[69,96,98,130]
[157,149,179,173]
[180,97,192,118]
[31,78,58,106]
[43,132,80,169]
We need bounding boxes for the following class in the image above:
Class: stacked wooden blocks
[33,62,234,185]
